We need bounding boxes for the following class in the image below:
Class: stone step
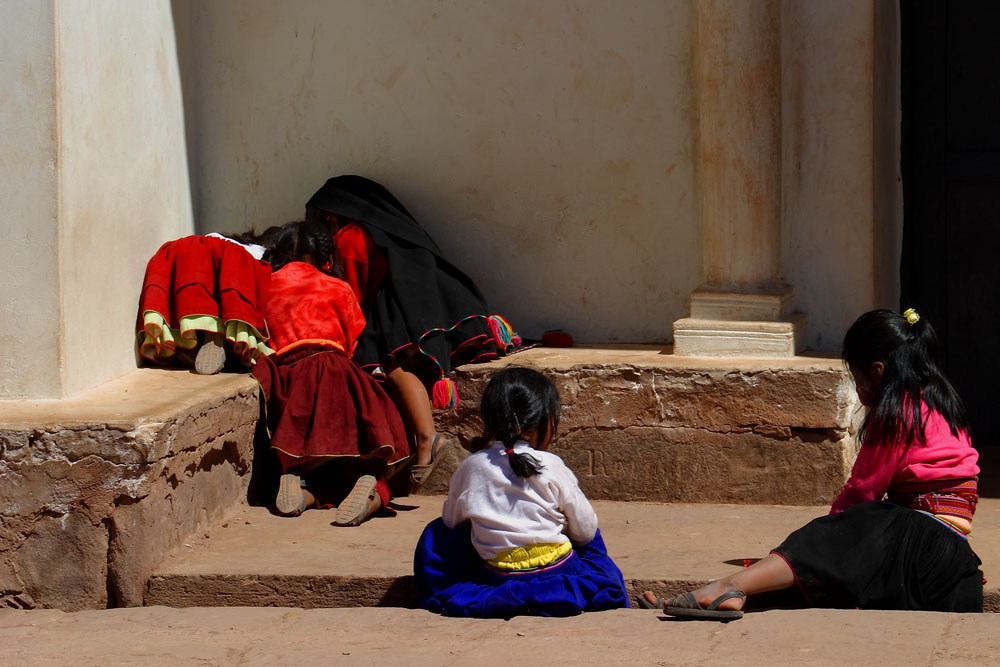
[145,496,1000,612]
[422,346,859,506]
[0,369,261,610]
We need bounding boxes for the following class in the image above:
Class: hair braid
[480,367,559,479]
[265,220,342,278]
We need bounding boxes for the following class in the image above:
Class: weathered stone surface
[555,426,849,505]
[425,347,860,504]
[144,498,1000,612]
[0,369,260,610]
[146,574,412,609]
[14,514,108,611]
[2,348,865,610]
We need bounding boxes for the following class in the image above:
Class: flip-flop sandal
[409,434,453,490]
[334,475,380,526]
[663,591,745,621]
[194,332,226,375]
[275,473,309,517]
[637,594,665,609]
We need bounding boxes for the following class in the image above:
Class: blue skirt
[413,518,630,618]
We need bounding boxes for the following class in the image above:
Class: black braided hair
[233,224,283,249]
[263,220,342,278]
[480,367,560,478]
[842,308,970,449]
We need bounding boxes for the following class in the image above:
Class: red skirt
[252,343,410,470]
[136,235,272,364]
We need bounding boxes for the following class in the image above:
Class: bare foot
[413,432,436,467]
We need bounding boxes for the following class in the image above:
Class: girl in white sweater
[413,367,629,617]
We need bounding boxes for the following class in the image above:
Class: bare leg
[387,365,436,466]
[643,553,795,611]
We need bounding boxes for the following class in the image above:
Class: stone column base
[672,314,807,357]
[672,287,806,358]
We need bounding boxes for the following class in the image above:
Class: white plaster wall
[781,0,878,353]
[56,0,193,396]
[0,1,62,398]
[174,0,699,343]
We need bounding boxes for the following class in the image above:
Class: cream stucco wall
[781,0,899,352]
[1,0,901,397]
[175,0,897,351]
[57,0,193,397]
[173,0,700,344]
[1,2,62,398]
[0,0,192,398]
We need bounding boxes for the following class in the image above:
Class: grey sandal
[637,594,665,609]
[409,434,453,490]
[663,591,745,621]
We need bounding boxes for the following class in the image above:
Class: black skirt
[772,501,983,612]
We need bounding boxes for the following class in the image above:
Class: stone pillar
[0,1,193,399]
[673,0,805,357]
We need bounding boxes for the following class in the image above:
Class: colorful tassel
[488,315,521,351]
[432,377,459,410]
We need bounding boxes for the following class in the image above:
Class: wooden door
[901,2,1000,462]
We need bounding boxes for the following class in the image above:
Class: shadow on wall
[170,0,202,232]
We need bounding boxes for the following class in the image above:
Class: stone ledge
[145,498,1000,613]
[0,369,260,610]
[1,347,863,610]
[423,346,861,505]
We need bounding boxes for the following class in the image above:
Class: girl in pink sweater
[641,308,982,619]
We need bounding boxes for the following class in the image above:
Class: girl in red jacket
[252,221,409,526]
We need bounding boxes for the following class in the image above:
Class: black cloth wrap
[307,175,500,376]
[772,500,983,612]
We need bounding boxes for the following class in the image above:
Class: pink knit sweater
[830,406,979,514]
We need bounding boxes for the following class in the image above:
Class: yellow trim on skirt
[487,541,573,572]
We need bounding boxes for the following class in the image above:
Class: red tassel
[432,377,459,409]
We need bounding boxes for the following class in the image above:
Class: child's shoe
[275,473,310,516]
[333,475,381,526]
[194,332,226,375]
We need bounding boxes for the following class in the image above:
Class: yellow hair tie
[903,308,920,325]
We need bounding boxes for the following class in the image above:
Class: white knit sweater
[442,440,599,560]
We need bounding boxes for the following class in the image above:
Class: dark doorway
[901,2,1000,490]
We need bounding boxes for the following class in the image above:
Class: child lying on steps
[414,366,630,617]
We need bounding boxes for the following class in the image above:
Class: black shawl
[306,175,511,379]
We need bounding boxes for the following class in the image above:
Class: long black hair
[232,225,283,249]
[263,220,341,277]
[842,309,969,449]
[478,366,561,478]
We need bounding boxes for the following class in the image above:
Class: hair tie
[505,448,515,456]
[903,308,920,325]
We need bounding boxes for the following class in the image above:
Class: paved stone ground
[2,605,999,666]
[144,496,1000,611]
